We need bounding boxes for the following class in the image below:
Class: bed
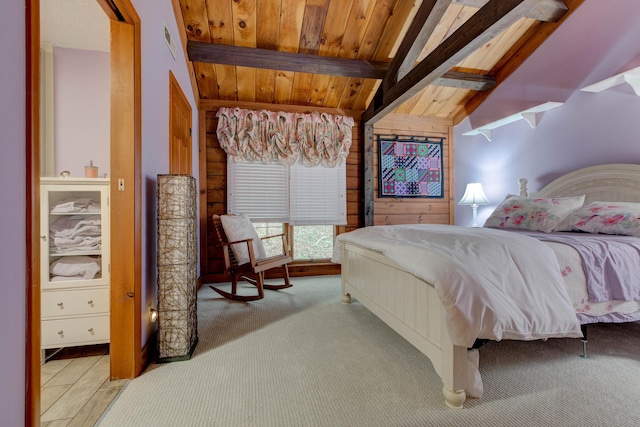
[333,163,640,409]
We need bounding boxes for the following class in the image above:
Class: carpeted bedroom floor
[97,275,640,427]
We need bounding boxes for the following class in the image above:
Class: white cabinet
[40,177,110,349]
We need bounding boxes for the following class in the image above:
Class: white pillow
[484,194,585,233]
[220,213,266,264]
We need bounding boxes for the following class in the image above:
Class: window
[253,222,286,258]
[293,225,335,260]
[227,159,346,261]
[252,223,335,261]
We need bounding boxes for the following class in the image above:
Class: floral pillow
[484,194,585,233]
[555,201,640,237]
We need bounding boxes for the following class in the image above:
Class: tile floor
[40,346,127,426]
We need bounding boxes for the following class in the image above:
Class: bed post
[518,178,528,197]
[440,335,467,409]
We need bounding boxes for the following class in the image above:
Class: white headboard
[520,163,640,203]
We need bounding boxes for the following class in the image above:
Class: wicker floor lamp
[156,174,198,362]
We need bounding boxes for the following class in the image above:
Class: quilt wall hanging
[378,135,444,198]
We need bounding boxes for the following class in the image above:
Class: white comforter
[333,224,582,348]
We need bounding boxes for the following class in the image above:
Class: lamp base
[471,204,480,228]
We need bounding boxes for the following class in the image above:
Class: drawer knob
[57,330,63,335]
[57,302,63,307]
[88,327,94,334]
[87,300,94,305]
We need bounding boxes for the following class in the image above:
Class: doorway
[27,0,143,425]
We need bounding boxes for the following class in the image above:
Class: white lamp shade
[458,183,490,206]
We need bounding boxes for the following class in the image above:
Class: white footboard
[341,242,468,408]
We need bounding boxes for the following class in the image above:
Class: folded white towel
[50,255,101,279]
[50,216,101,238]
[53,235,102,248]
[51,198,98,213]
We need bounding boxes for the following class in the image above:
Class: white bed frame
[341,163,640,409]
[525,163,640,202]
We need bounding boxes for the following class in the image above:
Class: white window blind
[227,159,346,225]
[226,161,289,222]
[290,162,346,225]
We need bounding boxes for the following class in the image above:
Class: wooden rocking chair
[210,214,292,302]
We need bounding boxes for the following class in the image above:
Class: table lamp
[458,183,490,227]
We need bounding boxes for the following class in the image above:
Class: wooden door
[109,16,142,380]
[170,71,192,175]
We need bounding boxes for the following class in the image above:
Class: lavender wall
[454,0,640,227]
[54,47,110,178]
[0,2,26,426]
[131,0,200,345]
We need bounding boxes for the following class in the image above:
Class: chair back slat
[212,214,239,267]
[211,215,228,243]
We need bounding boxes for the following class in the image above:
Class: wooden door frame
[25,2,41,425]
[26,0,142,424]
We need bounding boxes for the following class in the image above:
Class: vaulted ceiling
[176,0,583,124]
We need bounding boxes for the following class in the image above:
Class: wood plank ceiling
[177,0,583,124]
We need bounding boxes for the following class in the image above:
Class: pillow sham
[220,213,267,264]
[484,194,585,233]
[555,201,640,237]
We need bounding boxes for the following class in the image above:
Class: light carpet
[97,275,640,427]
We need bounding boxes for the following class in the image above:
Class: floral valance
[216,107,354,167]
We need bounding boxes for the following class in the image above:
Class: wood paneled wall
[202,110,226,283]
[200,103,363,283]
[199,106,453,283]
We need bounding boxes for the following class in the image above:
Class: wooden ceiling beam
[453,0,568,22]
[451,0,489,7]
[433,71,495,91]
[187,40,495,91]
[384,0,453,92]
[187,41,389,79]
[362,0,568,124]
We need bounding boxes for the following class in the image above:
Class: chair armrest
[259,233,286,241]
[223,237,254,246]
[259,233,290,257]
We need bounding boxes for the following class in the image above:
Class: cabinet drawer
[42,315,110,348]
[41,288,110,318]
